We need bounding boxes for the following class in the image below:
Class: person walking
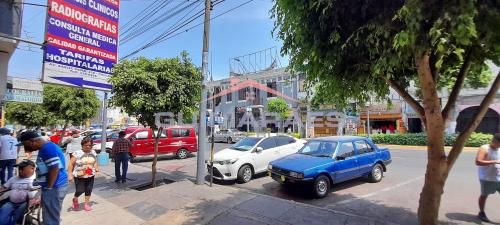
[62,130,83,159]
[0,128,19,185]
[18,131,68,225]
[67,137,99,211]
[476,133,500,222]
[112,131,131,183]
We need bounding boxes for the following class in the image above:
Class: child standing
[0,160,37,225]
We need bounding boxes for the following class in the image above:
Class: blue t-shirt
[36,142,68,188]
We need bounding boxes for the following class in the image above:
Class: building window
[227,92,232,102]
[299,80,306,92]
[267,82,277,97]
[239,87,247,101]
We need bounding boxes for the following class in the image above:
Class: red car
[126,126,198,161]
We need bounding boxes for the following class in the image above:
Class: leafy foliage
[43,85,100,126]
[364,132,491,147]
[272,0,499,108]
[5,102,57,128]
[110,52,201,128]
[267,98,291,120]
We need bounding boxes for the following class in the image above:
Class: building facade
[207,68,307,133]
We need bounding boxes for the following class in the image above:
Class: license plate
[271,173,286,183]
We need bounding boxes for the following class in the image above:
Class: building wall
[208,68,303,131]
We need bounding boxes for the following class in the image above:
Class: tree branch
[447,71,500,169]
[386,78,426,122]
[441,52,472,121]
[429,52,439,82]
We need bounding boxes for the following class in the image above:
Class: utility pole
[99,92,109,161]
[196,0,212,185]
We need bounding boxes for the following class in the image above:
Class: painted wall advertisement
[42,0,119,91]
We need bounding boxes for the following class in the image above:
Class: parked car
[208,129,245,143]
[207,135,306,183]
[126,126,197,162]
[268,136,391,198]
[92,131,120,154]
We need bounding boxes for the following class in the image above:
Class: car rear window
[276,136,296,146]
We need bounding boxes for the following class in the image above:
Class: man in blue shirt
[18,131,68,225]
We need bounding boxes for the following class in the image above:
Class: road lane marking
[330,176,425,206]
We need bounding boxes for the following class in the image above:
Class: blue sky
[8,0,287,82]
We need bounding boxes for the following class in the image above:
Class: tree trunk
[415,54,447,225]
[58,121,68,146]
[418,155,449,225]
[151,127,163,187]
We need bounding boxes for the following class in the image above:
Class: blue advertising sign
[42,0,119,91]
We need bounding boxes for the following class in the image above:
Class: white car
[207,135,306,183]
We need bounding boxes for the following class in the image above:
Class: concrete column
[0,52,11,107]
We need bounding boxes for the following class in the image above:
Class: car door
[131,130,154,155]
[354,140,377,174]
[253,137,279,173]
[153,129,169,153]
[332,141,359,183]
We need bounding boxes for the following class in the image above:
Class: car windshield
[298,141,338,158]
[230,137,263,151]
[107,132,119,139]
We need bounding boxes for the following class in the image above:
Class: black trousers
[74,176,95,197]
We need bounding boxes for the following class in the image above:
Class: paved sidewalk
[60,162,396,225]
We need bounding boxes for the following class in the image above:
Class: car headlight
[268,164,273,170]
[289,172,304,179]
[218,159,238,165]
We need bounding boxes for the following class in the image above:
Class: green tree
[43,85,101,144]
[267,98,291,132]
[110,52,201,185]
[5,102,56,128]
[272,0,499,224]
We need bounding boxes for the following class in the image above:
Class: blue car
[268,136,391,198]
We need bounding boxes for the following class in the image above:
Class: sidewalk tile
[148,200,230,225]
[233,195,294,220]
[125,201,168,220]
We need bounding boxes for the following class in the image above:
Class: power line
[122,0,254,60]
[134,0,204,47]
[120,0,172,36]
[120,0,162,31]
[121,0,201,44]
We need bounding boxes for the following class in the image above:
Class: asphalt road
[131,141,499,225]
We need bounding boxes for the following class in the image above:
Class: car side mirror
[255,147,263,153]
[335,156,345,161]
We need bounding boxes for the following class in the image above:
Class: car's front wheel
[369,164,383,183]
[227,137,233,144]
[237,165,253,183]
[313,175,330,198]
